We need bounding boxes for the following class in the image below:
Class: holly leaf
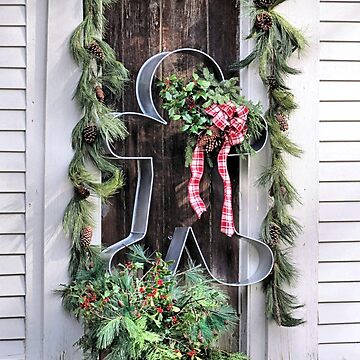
[197,80,211,91]
[185,82,195,92]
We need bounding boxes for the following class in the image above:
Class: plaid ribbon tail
[217,141,235,237]
[188,145,206,218]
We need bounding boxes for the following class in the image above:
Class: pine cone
[254,0,274,8]
[95,85,105,103]
[198,125,223,153]
[86,42,105,61]
[269,223,281,246]
[75,185,90,200]
[267,76,277,90]
[280,185,287,195]
[80,226,93,248]
[83,124,98,144]
[276,113,289,132]
[255,12,273,31]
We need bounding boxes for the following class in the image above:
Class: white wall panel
[0,5,25,25]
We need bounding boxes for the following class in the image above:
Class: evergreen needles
[64,0,129,278]
[232,0,307,326]
[60,246,249,360]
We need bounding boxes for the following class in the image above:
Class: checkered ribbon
[188,101,249,237]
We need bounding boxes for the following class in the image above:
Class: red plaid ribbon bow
[188,101,249,237]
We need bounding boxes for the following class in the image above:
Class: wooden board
[0,214,25,233]
[320,202,360,222]
[0,340,24,358]
[0,255,25,275]
[319,222,360,242]
[319,182,360,201]
[320,102,360,121]
[320,82,360,101]
[0,5,25,25]
[0,235,25,255]
[320,242,360,262]
[0,69,26,89]
[0,48,26,69]
[0,275,25,297]
[103,0,241,352]
[319,303,360,324]
[0,174,25,192]
[0,90,25,109]
[319,282,360,302]
[0,153,25,172]
[0,194,25,213]
[320,122,360,141]
[319,262,360,282]
[0,27,25,47]
[320,162,360,182]
[319,324,360,344]
[320,142,360,161]
[0,110,26,130]
[320,23,360,42]
[320,42,360,61]
[320,2,360,21]
[0,318,25,340]
[0,297,25,318]
[320,62,360,82]
[319,343,360,359]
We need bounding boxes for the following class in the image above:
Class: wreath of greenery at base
[61,246,248,360]
[232,0,307,326]
[158,68,265,167]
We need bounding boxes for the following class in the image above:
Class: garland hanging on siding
[232,0,307,326]
[63,0,129,278]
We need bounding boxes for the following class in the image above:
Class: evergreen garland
[232,0,307,326]
[63,0,129,278]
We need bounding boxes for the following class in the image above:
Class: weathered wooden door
[102,0,241,351]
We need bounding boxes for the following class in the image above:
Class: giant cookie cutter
[102,48,274,286]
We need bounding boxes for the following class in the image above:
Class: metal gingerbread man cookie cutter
[102,48,274,287]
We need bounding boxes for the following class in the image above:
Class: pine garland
[64,0,129,278]
[232,0,307,326]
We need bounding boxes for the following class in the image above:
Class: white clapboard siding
[320,2,360,21]
[319,324,360,344]
[318,2,360,357]
[0,48,26,68]
[0,153,26,172]
[0,69,26,89]
[320,202,360,222]
[0,276,25,297]
[0,318,25,339]
[0,27,25,46]
[320,42,360,62]
[320,142,360,162]
[0,5,25,26]
[0,194,25,213]
[0,297,25,318]
[0,2,27,357]
[0,235,25,255]
[320,102,360,121]
[320,122,360,141]
[0,214,25,233]
[320,183,360,201]
[320,242,360,262]
[0,173,25,192]
[0,255,25,275]
[319,262,360,282]
[320,82,360,101]
[320,62,360,82]
[319,303,360,324]
[0,340,25,358]
[320,23,360,42]
[0,90,26,110]
[0,132,25,151]
[319,282,360,302]
[319,344,360,360]
[319,222,360,242]
[0,111,26,131]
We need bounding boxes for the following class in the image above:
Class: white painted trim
[25,0,47,358]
